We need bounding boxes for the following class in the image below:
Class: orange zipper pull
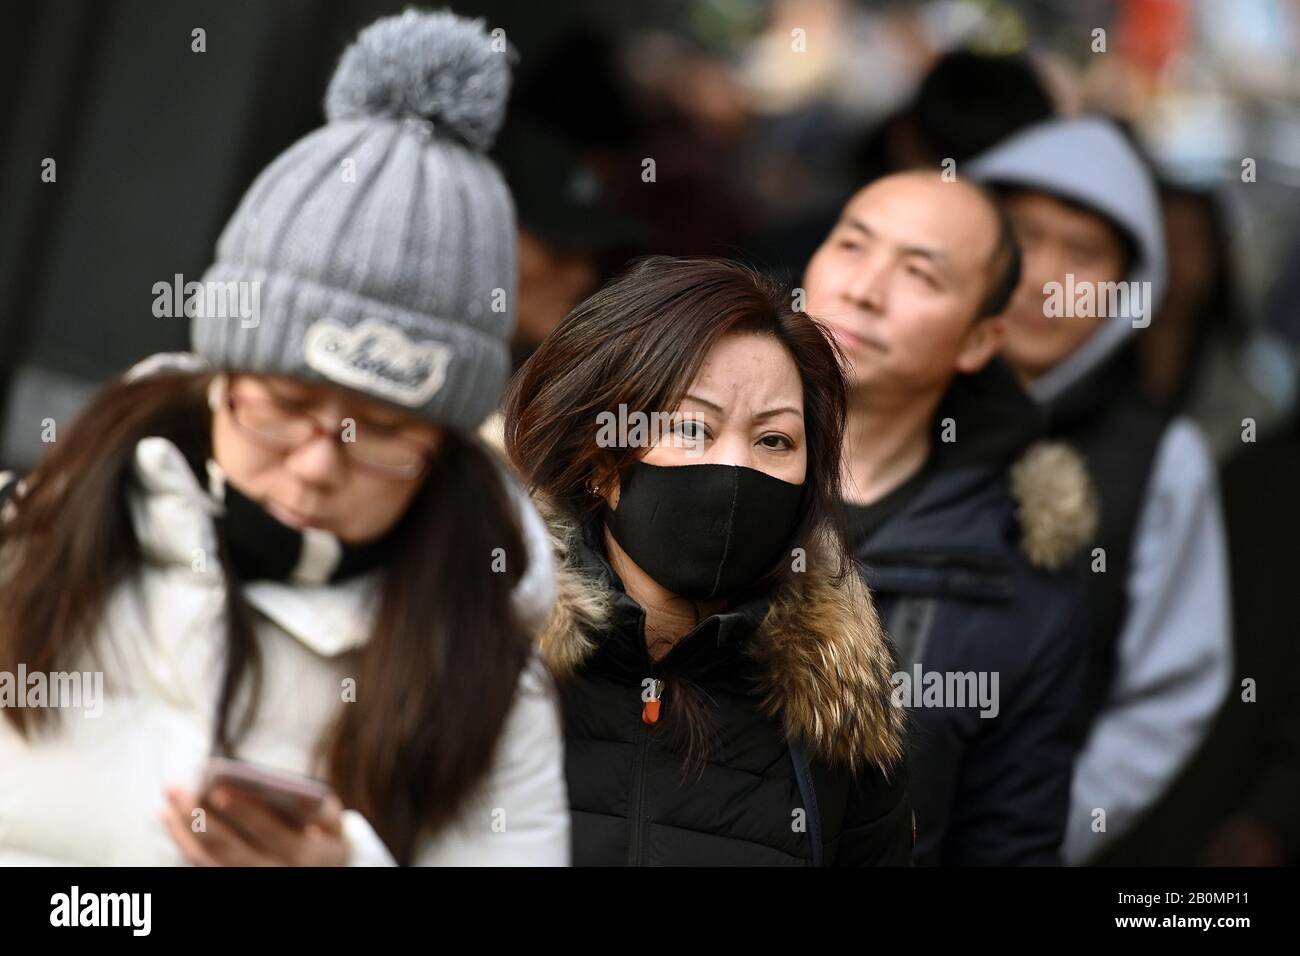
[641,678,664,725]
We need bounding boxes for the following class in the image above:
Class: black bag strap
[788,736,824,867]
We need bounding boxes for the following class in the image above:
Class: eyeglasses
[225,388,436,480]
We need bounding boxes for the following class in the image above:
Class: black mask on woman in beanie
[601,461,805,601]
[180,448,398,586]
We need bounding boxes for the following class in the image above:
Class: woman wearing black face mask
[502,256,911,866]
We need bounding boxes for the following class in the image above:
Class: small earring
[586,479,602,498]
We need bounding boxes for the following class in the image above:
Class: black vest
[1044,346,1170,737]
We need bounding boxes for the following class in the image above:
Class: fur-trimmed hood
[1009,440,1097,571]
[532,495,905,774]
[852,436,1097,591]
[908,359,1097,574]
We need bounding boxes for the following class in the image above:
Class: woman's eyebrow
[683,393,724,413]
[263,382,405,427]
[263,381,312,401]
[685,394,801,424]
[753,406,801,422]
[364,415,409,429]
[346,404,405,426]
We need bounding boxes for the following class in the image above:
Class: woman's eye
[675,420,707,442]
[758,434,794,451]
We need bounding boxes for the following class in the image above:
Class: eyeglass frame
[218,377,439,481]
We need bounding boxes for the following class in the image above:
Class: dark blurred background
[3,0,1299,865]
[5,0,1300,466]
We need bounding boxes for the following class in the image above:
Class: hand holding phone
[198,756,335,828]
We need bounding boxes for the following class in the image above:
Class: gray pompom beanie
[192,8,516,431]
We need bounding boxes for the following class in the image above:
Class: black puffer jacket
[848,362,1097,865]
[536,505,911,866]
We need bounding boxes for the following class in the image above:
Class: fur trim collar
[534,497,905,773]
[1009,440,1098,571]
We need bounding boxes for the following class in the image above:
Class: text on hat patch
[303,318,452,407]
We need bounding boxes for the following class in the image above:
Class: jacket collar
[129,435,557,659]
[535,497,905,773]
[865,439,1096,566]
[858,360,1098,588]
[566,520,775,652]
[930,359,1044,472]
[129,436,380,657]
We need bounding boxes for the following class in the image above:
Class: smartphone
[199,757,335,827]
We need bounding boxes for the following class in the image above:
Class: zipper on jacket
[626,606,656,867]
[623,608,717,864]
[627,704,651,866]
[641,678,663,724]
[629,676,662,864]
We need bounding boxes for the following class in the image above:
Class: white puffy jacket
[0,436,570,865]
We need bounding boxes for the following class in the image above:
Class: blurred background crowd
[2,0,1298,865]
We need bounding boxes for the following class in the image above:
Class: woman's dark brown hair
[502,255,849,758]
[0,370,532,864]
[505,255,847,556]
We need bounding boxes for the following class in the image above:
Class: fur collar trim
[1010,441,1098,571]
[535,498,905,773]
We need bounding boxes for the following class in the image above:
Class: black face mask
[191,456,396,585]
[602,462,806,601]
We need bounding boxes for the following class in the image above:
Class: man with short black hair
[804,170,1096,864]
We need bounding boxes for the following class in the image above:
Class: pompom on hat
[324,8,511,149]
[192,8,518,431]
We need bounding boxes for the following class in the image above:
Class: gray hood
[968,116,1166,403]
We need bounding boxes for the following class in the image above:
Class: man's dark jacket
[846,361,1095,865]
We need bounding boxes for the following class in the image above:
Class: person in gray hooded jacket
[969,116,1233,863]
